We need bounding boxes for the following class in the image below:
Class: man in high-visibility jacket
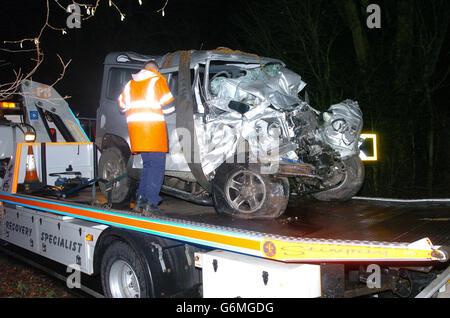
[118,61,175,216]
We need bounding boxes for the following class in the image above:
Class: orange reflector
[49,128,57,142]
[85,234,94,241]
[0,102,16,108]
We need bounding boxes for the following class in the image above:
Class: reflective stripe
[162,106,175,114]
[127,100,160,109]
[119,82,132,110]
[126,112,165,123]
[160,92,174,105]
[145,77,160,108]
[122,77,161,110]
[118,93,126,109]
[120,76,173,112]
[124,81,131,105]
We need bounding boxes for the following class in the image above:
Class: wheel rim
[101,159,123,190]
[109,260,141,298]
[225,169,266,214]
[322,160,346,188]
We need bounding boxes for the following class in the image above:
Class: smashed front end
[191,57,363,195]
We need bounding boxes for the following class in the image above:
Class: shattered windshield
[207,61,306,113]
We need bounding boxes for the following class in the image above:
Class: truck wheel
[212,164,289,219]
[101,240,152,298]
[98,147,134,204]
[312,155,364,201]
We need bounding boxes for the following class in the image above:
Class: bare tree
[1,0,69,100]
[0,0,170,101]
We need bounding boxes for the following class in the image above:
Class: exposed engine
[287,99,363,192]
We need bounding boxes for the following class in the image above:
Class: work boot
[133,195,148,213]
[142,203,166,217]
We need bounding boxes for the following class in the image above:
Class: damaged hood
[191,64,307,176]
[195,103,298,176]
[209,64,307,112]
[167,59,361,179]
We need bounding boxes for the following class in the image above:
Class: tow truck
[0,61,449,298]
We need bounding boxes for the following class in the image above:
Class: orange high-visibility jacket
[118,69,175,153]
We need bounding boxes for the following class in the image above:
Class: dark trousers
[136,152,166,206]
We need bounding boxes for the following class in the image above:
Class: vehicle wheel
[312,155,364,201]
[98,147,134,204]
[101,240,152,298]
[212,163,289,219]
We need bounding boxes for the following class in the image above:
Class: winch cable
[352,197,450,203]
[176,51,211,192]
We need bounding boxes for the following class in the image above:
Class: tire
[212,163,289,219]
[98,147,134,204]
[312,155,364,201]
[101,240,152,298]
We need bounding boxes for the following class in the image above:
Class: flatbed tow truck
[1,148,449,299]
[0,79,449,299]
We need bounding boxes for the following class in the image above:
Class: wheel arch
[93,227,200,297]
[100,133,131,158]
[97,134,137,203]
[312,155,365,201]
[93,227,157,297]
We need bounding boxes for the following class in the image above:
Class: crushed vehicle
[95,49,365,219]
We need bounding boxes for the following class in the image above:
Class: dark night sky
[0,0,241,115]
[1,0,448,115]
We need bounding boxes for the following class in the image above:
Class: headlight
[322,111,332,122]
[24,132,36,142]
[331,119,347,133]
[0,102,17,109]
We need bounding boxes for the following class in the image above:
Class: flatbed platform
[62,186,450,247]
[1,187,449,263]
[160,196,450,247]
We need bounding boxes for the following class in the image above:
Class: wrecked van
[95,49,364,219]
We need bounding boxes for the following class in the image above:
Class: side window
[166,72,178,97]
[196,66,207,105]
[106,68,135,100]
